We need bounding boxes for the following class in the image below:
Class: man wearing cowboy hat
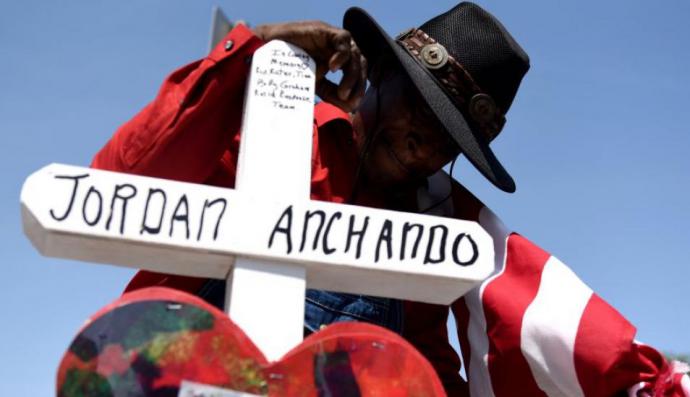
[93,2,687,395]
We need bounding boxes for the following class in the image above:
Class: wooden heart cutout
[57,287,446,396]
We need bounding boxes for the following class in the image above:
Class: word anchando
[268,205,479,266]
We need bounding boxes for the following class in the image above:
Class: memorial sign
[21,40,494,360]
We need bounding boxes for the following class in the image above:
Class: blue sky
[1,1,689,395]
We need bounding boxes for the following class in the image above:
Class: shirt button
[224,40,234,51]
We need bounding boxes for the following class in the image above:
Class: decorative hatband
[396,28,506,141]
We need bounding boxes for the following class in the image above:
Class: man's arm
[92,22,366,181]
[92,25,262,182]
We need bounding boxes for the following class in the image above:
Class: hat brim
[344,7,516,193]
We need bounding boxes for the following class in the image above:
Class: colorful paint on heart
[57,287,446,396]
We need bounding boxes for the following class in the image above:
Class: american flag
[451,206,689,396]
[416,172,690,396]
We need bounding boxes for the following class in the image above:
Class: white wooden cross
[20,40,494,361]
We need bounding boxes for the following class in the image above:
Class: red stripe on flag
[672,373,689,396]
[574,293,638,397]
[482,234,548,396]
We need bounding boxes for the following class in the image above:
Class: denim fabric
[196,280,404,335]
[197,279,226,310]
[304,289,404,335]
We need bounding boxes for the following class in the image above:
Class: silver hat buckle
[420,43,449,69]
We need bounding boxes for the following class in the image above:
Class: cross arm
[21,163,494,305]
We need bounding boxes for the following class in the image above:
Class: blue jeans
[304,289,404,335]
[197,280,404,335]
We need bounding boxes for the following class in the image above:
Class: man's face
[351,69,459,190]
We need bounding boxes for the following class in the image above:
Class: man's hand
[253,21,367,112]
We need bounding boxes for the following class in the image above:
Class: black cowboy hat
[344,2,529,193]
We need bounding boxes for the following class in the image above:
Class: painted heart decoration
[57,287,446,396]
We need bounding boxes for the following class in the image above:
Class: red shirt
[92,24,468,394]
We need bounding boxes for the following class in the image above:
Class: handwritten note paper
[235,40,316,199]
[253,49,313,110]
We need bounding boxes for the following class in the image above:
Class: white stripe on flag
[465,207,510,397]
[627,381,647,397]
[520,256,593,397]
[681,374,690,396]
